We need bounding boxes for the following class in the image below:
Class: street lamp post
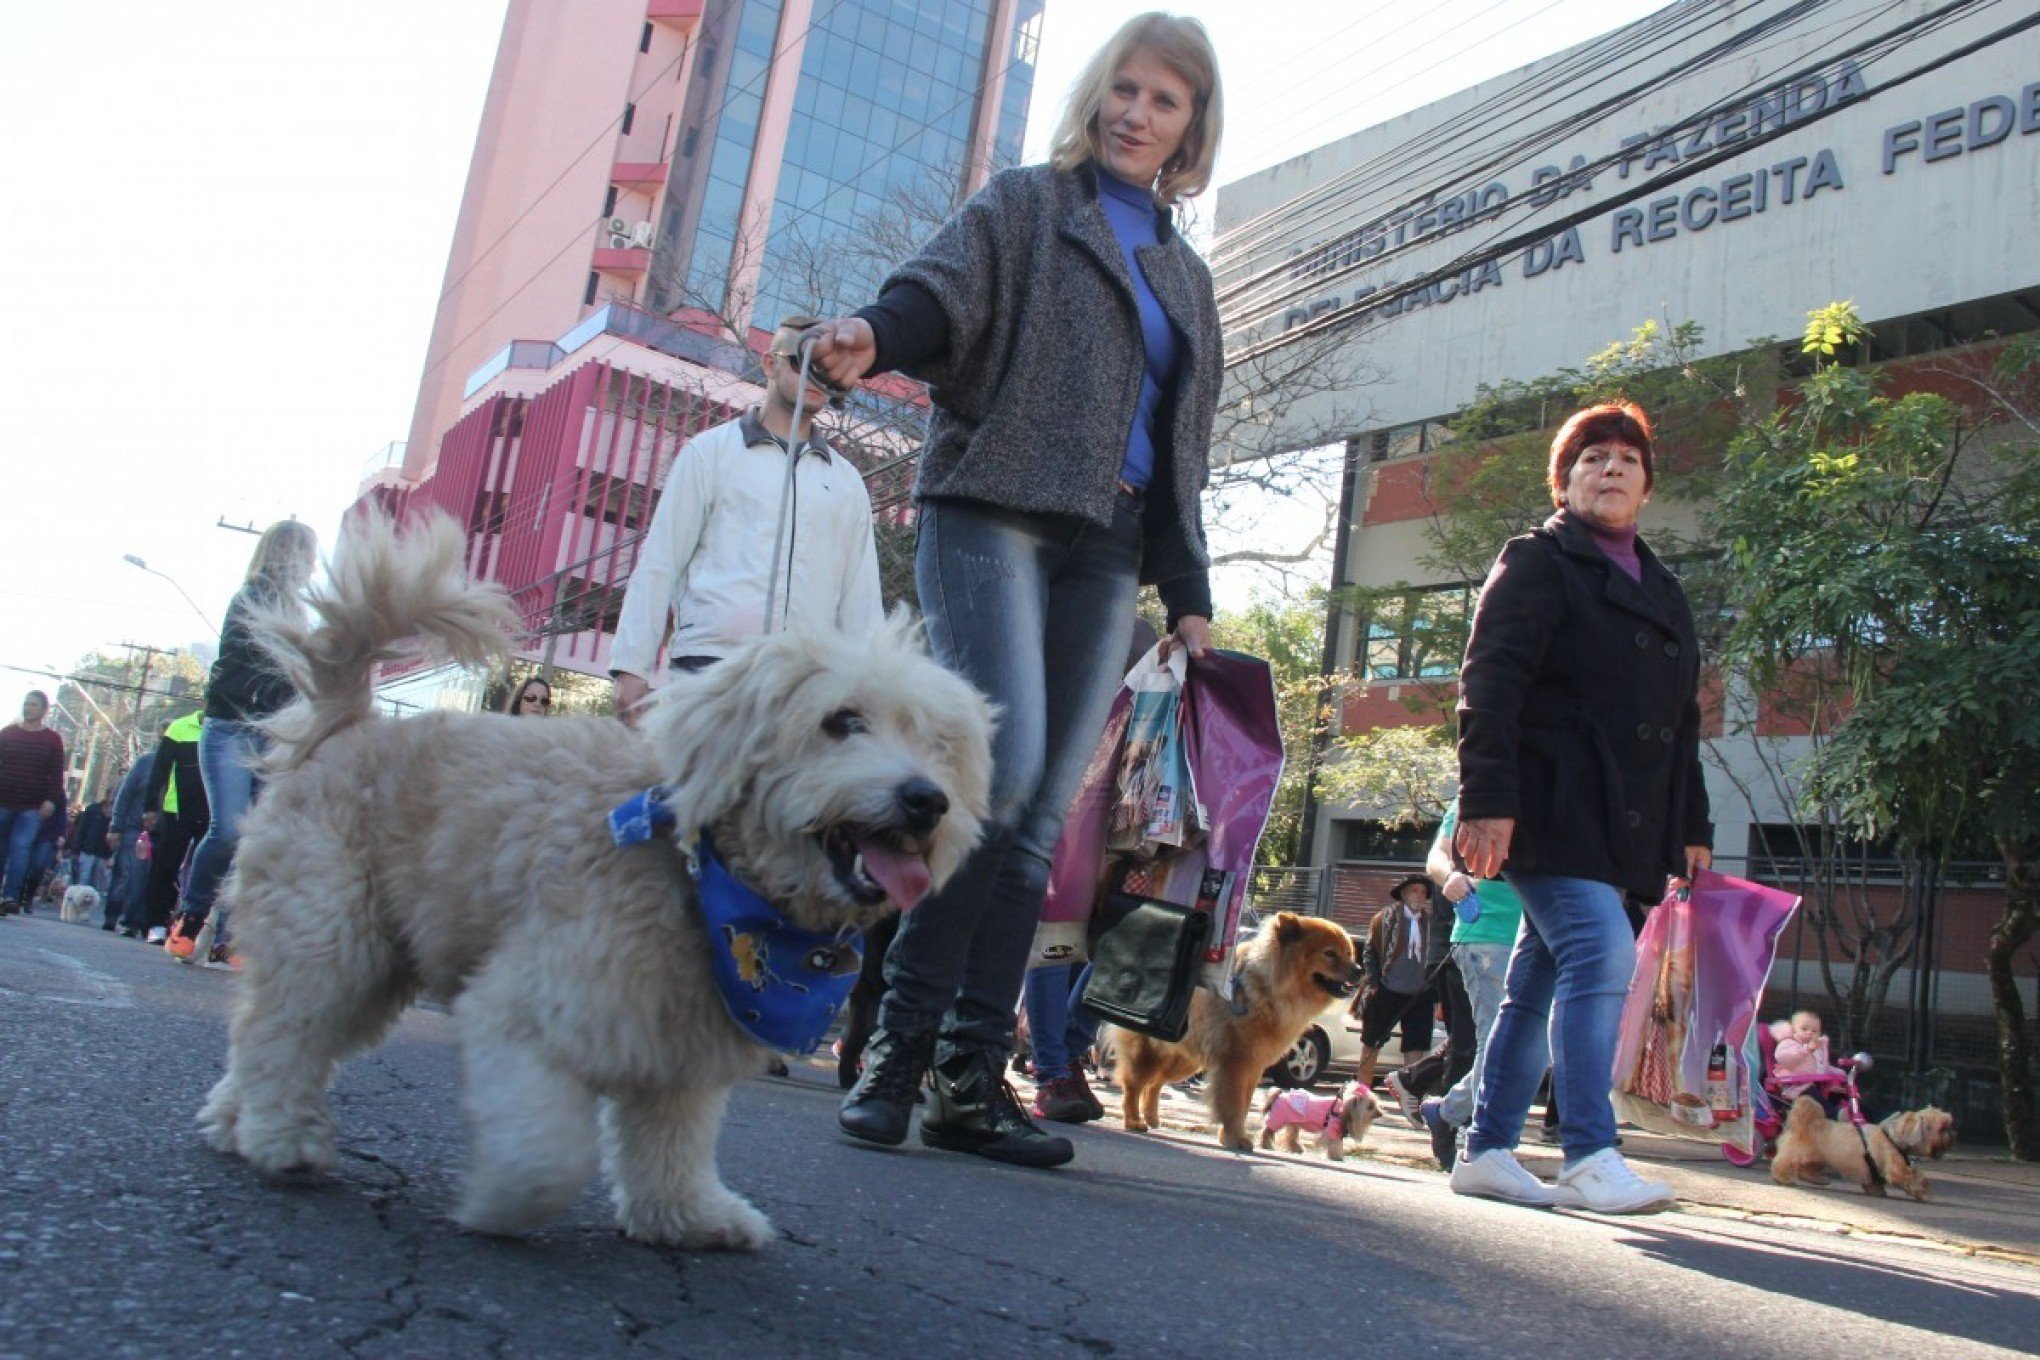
[122,554,218,635]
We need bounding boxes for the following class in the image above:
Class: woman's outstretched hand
[802,318,877,390]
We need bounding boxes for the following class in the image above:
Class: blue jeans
[1466,873,1636,1164]
[110,831,145,930]
[1023,963,1100,1081]
[879,496,1141,1052]
[1439,940,1539,1127]
[0,807,43,903]
[179,719,266,928]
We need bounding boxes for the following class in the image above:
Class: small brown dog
[1770,1096,1955,1201]
[1114,912,1361,1151]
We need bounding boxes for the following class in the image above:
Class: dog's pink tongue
[857,839,932,912]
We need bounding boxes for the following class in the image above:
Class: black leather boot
[838,1027,935,1146]
[921,1045,1074,1168]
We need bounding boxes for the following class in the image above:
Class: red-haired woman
[1450,401,1713,1214]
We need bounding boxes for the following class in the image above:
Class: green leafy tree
[1712,303,2040,1158]
[1313,723,1458,832]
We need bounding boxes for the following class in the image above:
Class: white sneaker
[145,926,168,944]
[1449,1147,1556,1207]
[1384,1070,1424,1128]
[1553,1148,1675,1213]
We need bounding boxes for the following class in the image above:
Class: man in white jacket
[610,315,884,719]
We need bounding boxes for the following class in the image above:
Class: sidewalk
[799,1050,2039,1264]
[1117,1071,2040,1265]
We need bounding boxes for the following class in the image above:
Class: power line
[1211,0,1855,307]
[1230,0,2038,364]
[1230,0,1996,331]
[1219,0,1989,326]
[1210,0,1748,267]
[1209,0,1898,311]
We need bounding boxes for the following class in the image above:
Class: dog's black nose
[896,778,949,831]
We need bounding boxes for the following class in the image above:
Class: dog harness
[1858,1114,1916,1192]
[609,787,862,1055]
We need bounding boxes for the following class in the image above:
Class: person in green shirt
[1418,798,1547,1168]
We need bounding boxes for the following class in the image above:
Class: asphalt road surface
[3,914,2035,1359]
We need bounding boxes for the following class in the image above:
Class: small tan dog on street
[198,512,993,1250]
[1770,1096,1955,1201]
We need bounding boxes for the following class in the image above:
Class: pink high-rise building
[377,0,1043,695]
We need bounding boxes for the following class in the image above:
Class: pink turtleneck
[1586,521,1642,581]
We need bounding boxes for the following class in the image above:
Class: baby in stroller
[1723,1011,1862,1166]
[1771,1011,1848,1115]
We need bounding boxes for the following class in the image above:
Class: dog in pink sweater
[1258,1082,1380,1160]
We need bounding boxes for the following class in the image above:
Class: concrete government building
[1211,0,2036,1038]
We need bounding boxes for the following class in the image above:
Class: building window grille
[639,21,653,53]
[584,271,600,307]
[621,102,637,135]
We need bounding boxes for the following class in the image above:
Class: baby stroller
[1721,1022,1873,1167]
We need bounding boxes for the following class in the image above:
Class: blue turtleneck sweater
[1093,167,1182,492]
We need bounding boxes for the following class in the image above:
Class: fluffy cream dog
[198,512,992,1249]
[60,884,101,924]
[1770,1096,1955,1202]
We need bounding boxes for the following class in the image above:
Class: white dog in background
[198,512,993,1250]
[60,884,102,924]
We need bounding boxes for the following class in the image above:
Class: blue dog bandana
[609,787,862,1055]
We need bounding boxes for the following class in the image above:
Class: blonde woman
[167,520,317,966]
[810,13,1225,1170]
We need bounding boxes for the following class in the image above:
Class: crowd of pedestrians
[7,12,1728,1222]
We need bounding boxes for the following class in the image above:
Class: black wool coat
[1456,510,1713,901]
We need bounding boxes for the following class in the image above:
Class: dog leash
[760,333,836,635]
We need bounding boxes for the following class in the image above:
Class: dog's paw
[197,1087,239,1153]
[237,1122,338,1177]
[622,1190,774,1252]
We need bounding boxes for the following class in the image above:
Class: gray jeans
[1440,940,1544,1126]
[878,495,1141,1052]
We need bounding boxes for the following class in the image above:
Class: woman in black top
[1450,402,1712,1214]
[167,520,317,962]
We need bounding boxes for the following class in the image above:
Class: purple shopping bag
[1612,869,1799,1154]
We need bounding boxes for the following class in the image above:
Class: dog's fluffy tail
[1781,1094,1827,1138]
[255,511,518,770]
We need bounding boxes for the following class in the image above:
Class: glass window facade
[682,0,787,309]
[675,0,1041,329]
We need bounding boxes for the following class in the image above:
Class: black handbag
[1080,892,1212,1042]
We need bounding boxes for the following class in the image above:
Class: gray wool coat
[880,163,1223,594]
